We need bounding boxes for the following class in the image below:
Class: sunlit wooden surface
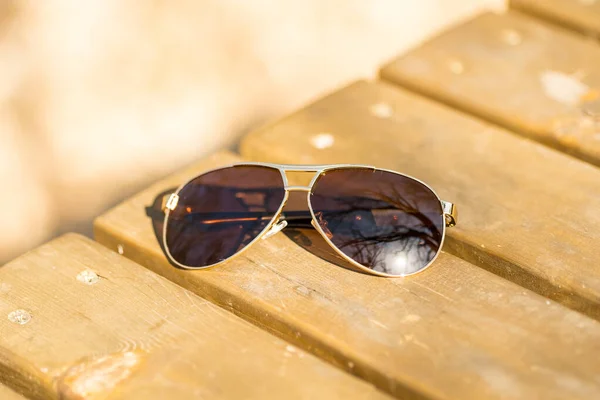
[242,80,600,321]
[0,234,387,400]
[94,150,600,399]
[0,384,27,400]
[3,4,600,399]
[380,12,600,167]
[512,0,600,38]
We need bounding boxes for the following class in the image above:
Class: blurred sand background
[0,0,504,264]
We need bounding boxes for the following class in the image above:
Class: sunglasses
[160,163,457,277]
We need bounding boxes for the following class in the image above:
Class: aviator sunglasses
[161,163,457,277]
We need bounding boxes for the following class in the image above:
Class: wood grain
[0,234,387,400]
[0,384,27,400]
[240,80,600,319]
[380,11,600,167]
[512,0,600,38]
[95,151,600,399]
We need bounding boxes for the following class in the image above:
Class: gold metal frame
[162,162,457,277]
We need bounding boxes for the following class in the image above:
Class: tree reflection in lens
[310,168,444,275]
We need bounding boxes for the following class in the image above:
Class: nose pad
[262,218,288,240]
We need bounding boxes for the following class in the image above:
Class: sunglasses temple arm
[189,211,315,229]
[153,194,457,228]
[149,208,459,228]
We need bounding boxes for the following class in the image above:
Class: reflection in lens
[165,165,285,268]
[309,168,444,276]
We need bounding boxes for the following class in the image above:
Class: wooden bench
[380,11,600,167]
[2,3,600,399]
[95,150,600,399]
[512,0,600,39]
[0,234,387,399]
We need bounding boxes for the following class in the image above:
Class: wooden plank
[380,11,600,167]
[0,384,27,400]
[240,80,600,319]
[512,0,600,39]
[95,150,600,399]
[0,234,387,400]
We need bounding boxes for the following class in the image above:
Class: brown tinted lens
[309,168,444,276]
[165,165,285,268]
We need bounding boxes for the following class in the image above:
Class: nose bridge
[285,185,312,192]
[281,168,321,191]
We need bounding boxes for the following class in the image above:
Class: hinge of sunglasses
[163,193,179,211]
[442,201,457,228]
